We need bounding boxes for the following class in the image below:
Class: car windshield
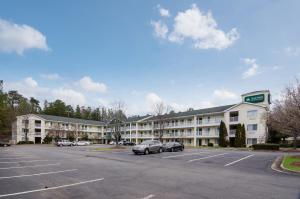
[140,141,153,145]
[165,142,175,146]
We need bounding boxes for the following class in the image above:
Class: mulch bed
[290,162,300,167]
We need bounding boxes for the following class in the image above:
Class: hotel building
[12,90,270,147]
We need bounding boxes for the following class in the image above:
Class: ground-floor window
[247,138,257,145]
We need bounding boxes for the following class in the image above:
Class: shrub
[17,141,34,144]
[208,143,214,147]
[43,135,53,144]
[252,143,279,150]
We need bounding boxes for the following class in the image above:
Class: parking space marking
[224,154,254,167]
[141,194,155,199]
[187,153,228,162]
[0,157,35,160]
[0,178,104,198]
[0,163,60,170]
[162,152,210,159]
[0,169,78,180]
[0,160,49,164]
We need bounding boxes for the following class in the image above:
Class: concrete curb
[271,156,300,175]
[280,157,300,175]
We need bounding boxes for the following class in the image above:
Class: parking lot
[0,145,299,199]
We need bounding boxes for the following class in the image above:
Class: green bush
[208,143,214,147]
[252,143,279,150]
[17,141,34,144]
[43,135,53,144]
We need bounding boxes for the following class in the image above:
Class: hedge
[17,141,34,144]
[208,143,214,147]
[252,143,279,150]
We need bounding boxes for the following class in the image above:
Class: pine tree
[241,124,246,147]
[75,105,81,118]
[219,121,228,147]
[235,123,242,147]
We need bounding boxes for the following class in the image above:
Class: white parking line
[141,194,155,199]
[162,152,210,159]
[0,163,60,170]
[0,157,34,160]
[224,154,254,167]
[0,160,49,164]
[187,153,228,162]
[0,178,104,198]
[0,169,78,180]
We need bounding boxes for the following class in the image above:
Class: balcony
[230,116,238,122]
[229,130,236,135]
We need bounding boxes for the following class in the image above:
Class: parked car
[73,141,91,146]
[109,141,116,145]
[56,140,73,147]
[118,140,126,145]
[0,141,10,147]
[124,141,135,146]
[118,140,135,146]
[163,142,184,152]
[132,140,163,155]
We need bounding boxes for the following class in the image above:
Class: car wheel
[158,148,163,153]
[181,146,184,151]
[171,148,174,152]
[60,144,63,147]
[144,148,149,155]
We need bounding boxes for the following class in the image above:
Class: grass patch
[94,148,114,151]
[282,155,300,172]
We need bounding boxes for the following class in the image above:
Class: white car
[109,141,116,145]
[76,141,91,146]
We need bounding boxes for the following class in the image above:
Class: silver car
[132,140,163,155]
[56,139,73,147]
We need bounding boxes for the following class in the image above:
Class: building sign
[244,94,265,103]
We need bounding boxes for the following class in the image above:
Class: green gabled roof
[145,104,236,121]
[36,114,105,126]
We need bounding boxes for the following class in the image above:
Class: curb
[271,156,300,175]
[280,157,300,175]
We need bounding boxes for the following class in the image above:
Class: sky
[0,0,300,115]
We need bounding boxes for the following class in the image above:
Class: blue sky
[0,0,299,115]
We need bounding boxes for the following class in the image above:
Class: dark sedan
[163,142,184,152]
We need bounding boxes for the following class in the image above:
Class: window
[247,110,257,119]
[247,124,258,131]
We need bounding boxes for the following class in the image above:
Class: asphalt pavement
[0,145,299,199]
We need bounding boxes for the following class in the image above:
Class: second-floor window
[247,124,258,131]
[247,110,258,119]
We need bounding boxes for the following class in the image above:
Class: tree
[235,123,242,147]
[267,80,300,149]
[219,121,228,147]
[107,101,126,146]
[75,105,81,118]
[241,124,246,147]
[152,102,171,142]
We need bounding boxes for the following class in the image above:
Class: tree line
[0,90,126,139]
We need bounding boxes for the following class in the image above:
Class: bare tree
[152,102,171,142]
[107,101,127,147]
[267,80,300,149]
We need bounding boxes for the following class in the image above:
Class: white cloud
[4,77,49,98]
[169,102,188,112]
[0,18,49,55]
[52,88,85,106]
[166,4,238,50]
[40,73,60,80]
[79,76,107,93]
[284,46,300,56]
[242,58,260,79]
[157,5,171,17]
[213,89,238,100]
[146,92,163,106]
[151,20,168,39]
